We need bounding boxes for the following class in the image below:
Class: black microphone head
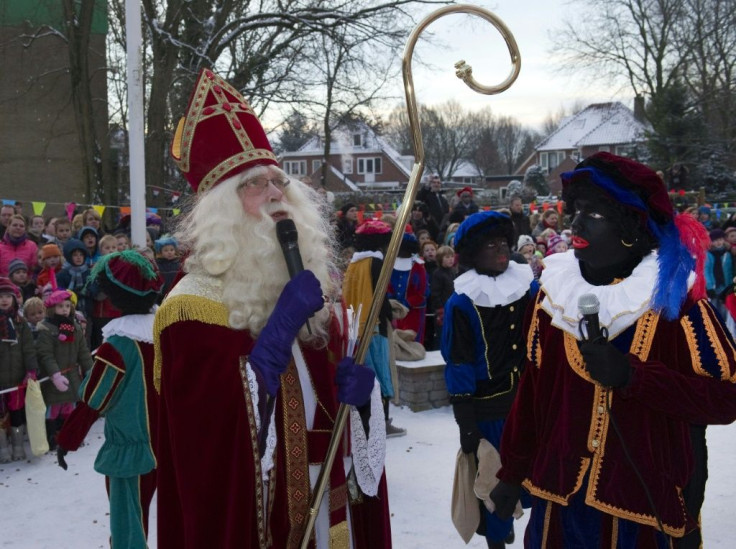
[578,293,600,316]
[276,218,298,244]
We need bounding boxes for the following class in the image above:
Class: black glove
[57,447,69,471]
[580,340,632,388]
[489,480,521,521]
[707,289,717,299]
[452,400,482,454]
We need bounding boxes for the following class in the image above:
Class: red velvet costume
[497,255,736,542]
[154,274,391,549]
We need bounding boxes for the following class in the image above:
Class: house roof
[537,102,650,151]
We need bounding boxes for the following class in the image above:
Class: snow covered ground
[2,404,735,547]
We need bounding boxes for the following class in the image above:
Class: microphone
[276,219,311,334]
[276,219,304,278]
[578,293,606,342]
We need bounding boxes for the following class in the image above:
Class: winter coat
[0,237,38,277]
[430,266,456,312]
[0,319,37,389]
[36,319,93,405]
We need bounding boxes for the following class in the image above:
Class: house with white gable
[517,100,651,195]
[279,122,414,193]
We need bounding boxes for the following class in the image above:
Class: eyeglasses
[239,176,290,196]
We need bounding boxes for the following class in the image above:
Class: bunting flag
[31,202,46,215]
[120,207,131,215]
[542,202,550,211]
[148,207,158,214]
[172,209,181,216]
[92,205,105,217]
[374,210,383,220]
[529,202,537,213]
[65,202,76,221]
[2,199,14,206]
[357,211,364,224]
[483,206,491,211]
[556,201,564,214]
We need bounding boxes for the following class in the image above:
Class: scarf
[48,314,75,342]
[64,264,89,292]
[3,233,27,247]
[0,310,17,343]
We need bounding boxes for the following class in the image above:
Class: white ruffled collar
[350,250,383,263]
[393,255,423,271]
[539,250,691,339]
[101,311,156,344]
[453,261,534,307]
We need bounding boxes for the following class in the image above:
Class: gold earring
[621,239,634,248]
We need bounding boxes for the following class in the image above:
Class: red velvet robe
[154,286,391,549]
[498,291,736,539]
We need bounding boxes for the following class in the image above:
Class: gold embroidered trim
[630,310,659,361]
[698,301,733,380]
[153,294,230,392]
[563,331,591,381]
[328,520,350,549]
[586,386,610,454]
[611,516,618,547]
[282,360,310,549]
[522,457,590,505]
[527,293,544,367]
[199,150,278,195]
[680,314,706,376]
[239,358,271,548]
[584,493,686,537]
[541,500,551,548]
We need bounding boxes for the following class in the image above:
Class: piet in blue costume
[491,152,736,548]
[56,250,163,548]
[441,210,537,548]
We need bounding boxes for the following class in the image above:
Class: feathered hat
[89,249,164,298]
[560,152,708,320]
[171,68,278,194]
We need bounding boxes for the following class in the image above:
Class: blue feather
[650,220,694,320]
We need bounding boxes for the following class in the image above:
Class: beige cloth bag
[392,329,427,361]
[25,379,49,456]
[451,448,480,543]
[473,439,523,518]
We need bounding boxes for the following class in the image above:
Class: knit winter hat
[709,228,726,241]
[516,234,535,251]
[89,249,164,297]
[7,258,28,277]
[0,277,20,300]
[41,244,62,260]
[155,235,178,253]
[42,270,73,308]
[62,238,88,263]
[77,226,99,242]
[340,203,357,216]
[546,234,566,255]
[456,186,473,198]
[454,211,514,254]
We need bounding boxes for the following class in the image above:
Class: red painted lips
[572,236,589,249]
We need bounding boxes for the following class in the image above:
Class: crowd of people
[2,66,736,549]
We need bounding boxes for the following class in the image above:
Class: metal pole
[125,0,146,248]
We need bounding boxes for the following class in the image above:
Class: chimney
[633,95,645,121]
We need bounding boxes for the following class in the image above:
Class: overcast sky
[387,0,632,131]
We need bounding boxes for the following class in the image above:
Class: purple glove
[335,358,375,407]
[251,271,324,396]
[51,372,70,392]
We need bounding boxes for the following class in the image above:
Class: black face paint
[571,198,642,285]
[472,235,510,276]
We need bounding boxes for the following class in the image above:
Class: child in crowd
[0,278,37,462]
[98,234,117,256]
[36,282,93,451]
[388,230,429,344]
[421,240,439,278]
[115,233,131,252]
[54,218,73,248]
[88,235,122,349]
[36,244,63,288]
[8,258,36,302]
[545,233,569,256]
[155,235,181,300]
[516,235,536,261]
[28,215,47,245]
[57,239,92,326]
[22,297,45,340]
[77,226,100,266]
[705,228,733,320]
[430,245,457,331]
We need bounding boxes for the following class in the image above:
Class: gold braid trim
[329,521,350,549]
[680,315,706,377]
[521,457,590,506]
[563,332,592,381]
[541,500,552,548]
[527,292,544,367]
[630,311,659,361]
[697,301,736,381]
[153,294,230,393]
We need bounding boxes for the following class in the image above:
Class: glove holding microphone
[578,294,632,388]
